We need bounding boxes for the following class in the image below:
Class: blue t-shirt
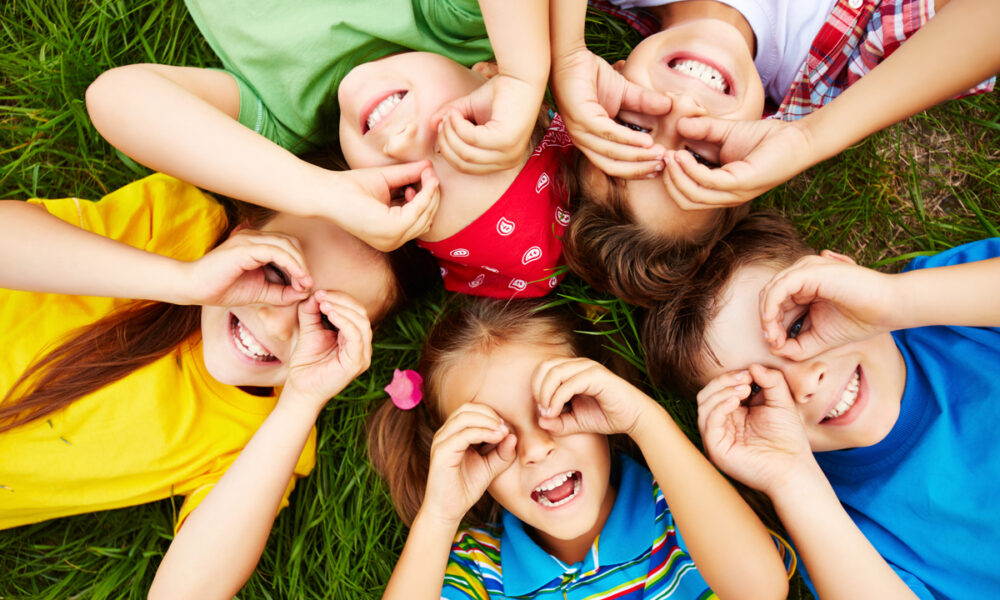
[808,239,1000,598]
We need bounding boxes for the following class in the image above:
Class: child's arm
[660,0,1000,208]
[382,403,516,599]
[431,0,551,174]
[0,200,310,306]
[86,65,440,251]
[698,366,921,599]
[148,291,372,600]
[758,250,1000,360]
[549,0,671,178]
[533,359,788,599]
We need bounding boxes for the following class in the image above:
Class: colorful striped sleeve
[441,525,504,600]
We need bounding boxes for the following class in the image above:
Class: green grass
[1,2,998,599]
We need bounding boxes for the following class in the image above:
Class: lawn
[1,2,997,599]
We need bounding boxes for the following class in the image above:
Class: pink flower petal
[384,368,423,410]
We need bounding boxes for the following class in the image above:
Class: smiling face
[200,214,393,388]
[700,263,907,452]
[439,341,615,561]
[590,18,765,239]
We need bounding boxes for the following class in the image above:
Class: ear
[611,60,626,73]
[471,61,500,80]
[819,249,857,265]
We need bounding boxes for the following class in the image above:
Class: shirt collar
[499,454,654,596]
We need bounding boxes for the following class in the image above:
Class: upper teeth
[671,59,729,93]
[826,369,860,420]
[534,471,574,493]
[234,319,273,360]
[366,92,404,132]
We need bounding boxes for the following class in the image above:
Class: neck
[651,1,756,58]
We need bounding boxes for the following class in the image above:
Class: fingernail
[762,328,770,341]
[645,172,657,179]
[654,162,664,171]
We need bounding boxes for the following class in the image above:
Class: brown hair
[0,190,433,433]
[367,297,633,527]
[563,159,749,308]
[641,211,814,399]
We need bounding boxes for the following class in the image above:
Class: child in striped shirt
[367,299,790,599]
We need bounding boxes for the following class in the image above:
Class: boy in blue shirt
[642,212,1000,598]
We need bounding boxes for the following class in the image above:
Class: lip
[530,470,583,510]
[359,89,407,135]
[660,52,736,97]
[228,313,280,366]
[820,366,866,426]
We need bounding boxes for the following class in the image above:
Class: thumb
[257,282,309,307]
[676,115,734,145]
[538,413,581,436]
[749,365,796,410]
[372,160,434,189]
[620,80,671,116]
[484,433,517,476]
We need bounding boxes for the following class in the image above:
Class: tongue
[541,477,575,503]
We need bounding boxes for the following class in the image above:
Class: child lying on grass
[87,0,576,298]
[552,0,998,305]
[642,211,1000,597]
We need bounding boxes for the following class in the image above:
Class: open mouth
[668,57,731,94]
[229,314,278,363]
[823,367,861,422]
[362,90,407,134]
[531,471,581,508]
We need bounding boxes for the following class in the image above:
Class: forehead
[700,263,776,381]
[263,213,391,318]
[439,341,574,418]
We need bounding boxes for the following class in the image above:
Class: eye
[320,313,339,333]
[686,148,720,168]
[262,263,290,286]
[617,118,651,134]
[787,312,808,340]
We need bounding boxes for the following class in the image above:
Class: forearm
[801,0,1000,164]
[549,0,588,61]
[0,201,189,302]
[892,257,1000,329]
[631,401,787,599]
[149,394,320,600]
[86,64,330,218]
[382,510,461,600]
[768,463,917,599]
[479,0,550,86]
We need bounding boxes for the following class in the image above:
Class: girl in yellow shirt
[0,173,431,598]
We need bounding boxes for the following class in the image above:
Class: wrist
[763,454,826,500]
[274,386,326,423]
[414,503,464,533]
[628,393,673,443]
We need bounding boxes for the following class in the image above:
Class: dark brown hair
[563,159,748,308]
[641,211,814,399]
[366,297,633,527]
[0,191,434,433]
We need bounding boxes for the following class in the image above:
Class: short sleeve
[903,238,1000,272]
[174,425,317,534]
[27,173,227,263]
[440,527,500,600]
[222,68,303,152]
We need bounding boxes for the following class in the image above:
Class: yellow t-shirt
[0,174,316,531]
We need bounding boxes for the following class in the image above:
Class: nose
[657,93,708,149]
[517,425,556,466]
[783,359,826,405]
[383,122,422,162]
[255,303,298,343]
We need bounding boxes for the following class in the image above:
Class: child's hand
[760,252,897,360]
[697,366,814,496]
[531,357,653,438]
[422,403,517,526]
[284,290,373,405]
[431,74,545,175]
[660,116,813,208]
[183,229,312,307]
[551,47,671,179]
[333,162,440,252]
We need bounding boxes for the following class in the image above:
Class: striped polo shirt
[441,456,722,599]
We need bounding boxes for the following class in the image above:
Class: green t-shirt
[184,0,496,152]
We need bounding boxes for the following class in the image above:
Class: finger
[672,148,759,193]
[697,380,750,435]
[620,81,672,117]
[374,160,434,189]
[578,145,664,179]
[665,151,746,207]
[235,236,312,289]
[748,365,796,409]
[436,114,506,174]
[702,394,741,446]
[435,425,511,460]
[483,433,517,475]
[439,402,507,432]
[696,370,753,407]
[572,117,666,160]
[532,358,593,417]
[675,115,735,145]
[393,168,441,241]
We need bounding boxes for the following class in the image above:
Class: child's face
[439,341,615,558]
[590,19,766,238]
[200,214,392,388]
[699,263,907,452]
